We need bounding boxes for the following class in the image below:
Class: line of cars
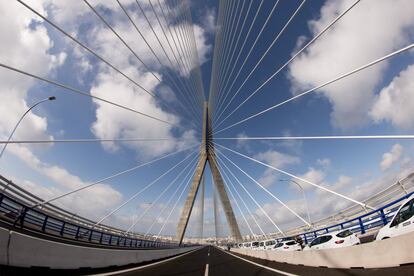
[234,193,414,251]
[234,228,360,251]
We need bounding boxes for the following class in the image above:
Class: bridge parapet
[232,229,414,268]
[0,175,185,249]
[0,226,199,269]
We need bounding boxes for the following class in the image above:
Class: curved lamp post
[279,179,313,229]
[0,96,56,160]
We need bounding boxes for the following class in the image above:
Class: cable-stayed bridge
[1,0,414,275]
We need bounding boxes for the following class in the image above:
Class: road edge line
[218,247,298,276]
[89,246,204,276]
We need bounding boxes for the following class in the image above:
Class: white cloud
[254,150,300,168]
[89,69,192,159]
[316,158,331,168]
[380,143,403,171]
[200,7,216,34]
[7,144,123,221]
[254,165,414,233]
[254,150,300,187]
[274,130,303,155]
[46,0,211,76]
[235,132,251,152]
[296,167,325,190]
[42,0,208,158]
[0,1,65,142]
[370,64,414,130]
[289,0,414,130]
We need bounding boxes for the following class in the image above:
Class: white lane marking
[204,263,209,276]
[208,253,210,256]
[89,246,204,276]
[219,248,298,276]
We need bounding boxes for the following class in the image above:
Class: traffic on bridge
[0,0,414,275]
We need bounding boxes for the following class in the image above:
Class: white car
[272,240,302,251]
[251,241,259,250]
[304,229,360,250]
[376,194,414,240]
[264,239,276,250]
[243,242,252,248]
[257,241,265,250]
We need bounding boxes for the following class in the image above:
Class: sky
[0,0,414,239]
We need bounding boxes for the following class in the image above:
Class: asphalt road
[3,246,414,275]
[109,246,414,276]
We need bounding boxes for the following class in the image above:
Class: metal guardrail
[0,191,184,248]
[0,174,189,249]
[255,172,414,241]
[282,191,414,244]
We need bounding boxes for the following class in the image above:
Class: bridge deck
[3,246,414,275]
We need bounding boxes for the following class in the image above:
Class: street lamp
[0,96,56,160]
[279,179,313,229]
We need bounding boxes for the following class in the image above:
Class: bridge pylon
[176,102,242,245]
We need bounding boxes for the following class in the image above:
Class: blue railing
[0,191,182,249]
[283,191,414,245]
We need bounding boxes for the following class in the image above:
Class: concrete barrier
[0,227,9,265]
[0,227,200,269]
[233,231,414,269]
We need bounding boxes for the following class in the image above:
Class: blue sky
[0,0,414,239]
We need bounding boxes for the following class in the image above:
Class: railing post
[60,222,66,236]
[75,226,80,239]
[41,216,48,232]
[304,234,308,244]
[99,232,103,244]
[109,235,112,245]
[340,224,344,229]
[380,210,388,225]
[358,217,365,234]
[88,230,93,241]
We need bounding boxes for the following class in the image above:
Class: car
[303,229,360,250]
[251,241,260,250]
[257,241,265,250]
[243,242,252,248]
[264,239,276,250]
[271,239,302,251]
[376,194,414,240]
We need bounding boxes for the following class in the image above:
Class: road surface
[2,246,414,275]
[103,246,414,276]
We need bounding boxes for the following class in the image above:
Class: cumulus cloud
[41,0,209,158]
[316,158,331,168]
[200,7,216,34]
[289,0,414,130]
[254,165,414,233]
[296,167,325,190]
[370,64,414,130]
[380,143,403,171]
[90,69,193,159]
[254,150,300,187]
[0,1,65,142]
[7,144,123,221]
